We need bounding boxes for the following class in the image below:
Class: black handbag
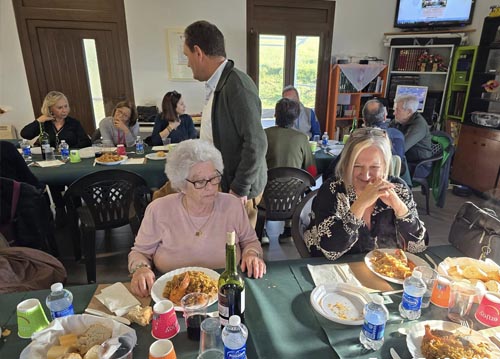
[449,201,500,261]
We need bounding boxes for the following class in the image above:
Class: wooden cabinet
[451,124,500,193]
[325,64,387,138]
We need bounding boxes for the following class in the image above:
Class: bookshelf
[325,64,387,138]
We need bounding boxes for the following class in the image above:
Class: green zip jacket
[211,60,268,199]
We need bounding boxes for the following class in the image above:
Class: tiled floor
[57,189,486,285]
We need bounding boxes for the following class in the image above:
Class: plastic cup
[69,149,81,163]
[116,144,126,156]
[152,300,180,340]
[93,142,103,158]
[149,339,177,359]
[102,140,114,153]
[162,137,171,150]
[342,134,350,144]
[17,298,50,338]
[413,266,437,308]
[447,281,478,324]
[430,274,451,308]
[476,292,500,327]
[181,292,209,341]
[309,141,317,152]
[198,317,223,358]
[313,135,320,144]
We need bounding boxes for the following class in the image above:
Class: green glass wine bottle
[218,231,245,327]
[350,110,358,134]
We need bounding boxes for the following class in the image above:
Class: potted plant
[417,51,431,71]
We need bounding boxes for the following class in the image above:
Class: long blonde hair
[41,91,70,117]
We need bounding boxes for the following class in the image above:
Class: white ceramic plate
[146,153,167,161]
[95,155,128,166]
[151,266,220,311]
[407,320,500,358]
[364,248,429,285]
[310,283,370,325]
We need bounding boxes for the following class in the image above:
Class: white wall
[1,0,497,132]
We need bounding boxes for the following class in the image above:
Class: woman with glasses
[151,91,197,145]
[304,128,428,261]
[129,139,266,297]
[98,100,139,146]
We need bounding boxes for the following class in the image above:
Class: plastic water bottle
[321,131,329,148]
[399,270,426,320]
[46,282,74,320]
[135,135,144,155]
[222,315,247,359]
[20,139,32,161]
[359,295,388,350]
[59,140,70,162]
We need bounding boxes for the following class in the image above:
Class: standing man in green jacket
[183,20,268,228]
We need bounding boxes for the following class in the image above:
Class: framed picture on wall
[166,28,193,80]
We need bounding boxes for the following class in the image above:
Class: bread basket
[470,112,500,128]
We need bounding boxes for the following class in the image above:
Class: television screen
[394,0,475,29]
[395,85,429,112]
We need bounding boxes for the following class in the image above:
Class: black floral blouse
[304,176,428,260]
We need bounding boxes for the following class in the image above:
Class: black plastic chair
[64,169,148,283]
[291,189,318,258]
[256,167,315,241]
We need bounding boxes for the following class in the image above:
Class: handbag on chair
[448,201,500,261]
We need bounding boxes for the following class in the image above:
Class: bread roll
[83,345,101,359]
[462,265,489,282]
[46,345,78,359]
[126,305,153,326]
[59,333,78,347]
[487,270,500,282]
[76,324,112,355]
[59,353,83,359]
[485,280,500,292]
[447,265,463,278]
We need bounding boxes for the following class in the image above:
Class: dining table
[1,244,479,359]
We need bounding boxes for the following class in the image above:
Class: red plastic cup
[475,292,500,327]
[152,300,180,339]
[116,144,126,156]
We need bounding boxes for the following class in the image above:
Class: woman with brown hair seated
[98,100,139,146]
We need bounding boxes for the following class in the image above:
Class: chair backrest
[261,167,315,221]
[64,169,148,230]
[91,128,101,142]
[291,189,318,258]
[131,185,153,236]
[389,155,402,177]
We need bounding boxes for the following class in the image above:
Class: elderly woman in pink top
[129,139,266,297]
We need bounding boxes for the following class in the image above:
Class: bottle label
[224,344,246,359]
[362,321,385,340]
[218,287,245,327]
[51,303,74,318]
[402,292,422,311]
[22,147,31,156]
[61,148,70,157]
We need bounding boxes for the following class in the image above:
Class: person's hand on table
[130,267,155,297]
[241,252,266,279]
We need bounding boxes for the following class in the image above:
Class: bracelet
[129,263,151,276]
[395,210,410,219]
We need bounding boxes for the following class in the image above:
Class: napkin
[33,160,65,167]
[152,145,168,151]
[122,158,145,165]
[95,282,141,316]
[308,263,362,287]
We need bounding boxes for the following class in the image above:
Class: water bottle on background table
[46,282,74,320]
[222,315,247,359]
[399,270,426,320]
[59,140,69,162]
[20,139,32,161]
[321,131,329,148]
[136,135,144,155]
[359,295,388,350]
[39,130,54,161]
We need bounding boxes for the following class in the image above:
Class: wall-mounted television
[394,0,475,29]
[395,85,429,112]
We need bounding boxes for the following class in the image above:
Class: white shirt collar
[205,59,228,103]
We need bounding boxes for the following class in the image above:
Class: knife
[390,347,403,359]
[84,308,131,325]
[424,253,438,269]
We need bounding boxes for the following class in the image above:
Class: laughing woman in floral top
[304,128,428,260]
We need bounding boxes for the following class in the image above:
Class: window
[83,39,105,127]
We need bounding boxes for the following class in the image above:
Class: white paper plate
[438,257,500,278]
[95,155,128,166]
[146,153,167,161]
[364,248,429,284]
[407,320,500,359]
[151,266,220,310]
[30,146,54,155]
[310,283,370,325]
[78,146,97,159]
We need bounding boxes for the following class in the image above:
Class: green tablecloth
[0,245,464,359]
[314,149,336,176]
[29,148,167,189]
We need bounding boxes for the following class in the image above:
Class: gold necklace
[183,197,214,237]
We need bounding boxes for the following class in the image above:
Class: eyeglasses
[186,170,222,189]
[351,127,387,138]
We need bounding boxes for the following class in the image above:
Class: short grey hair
[335,129,392,186]
[362,99,386,126]
[394,94,419,113]
[282,85,299,99]
[165,139,224,191]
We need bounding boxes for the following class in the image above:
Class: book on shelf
[395,49,428,71]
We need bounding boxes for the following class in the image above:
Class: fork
[460,319,470,328]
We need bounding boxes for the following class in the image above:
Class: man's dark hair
[275,98,299,128]
[362,99,386,126]
[184,20,226,57]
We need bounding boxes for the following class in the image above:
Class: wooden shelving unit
[325,64,387,138]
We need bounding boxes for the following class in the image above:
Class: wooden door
[13,0,134,136]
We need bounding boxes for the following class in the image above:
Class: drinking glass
[447,281,478,324]
[413,266,437,308]
[181,292,209,341]
[198,317,223,359]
